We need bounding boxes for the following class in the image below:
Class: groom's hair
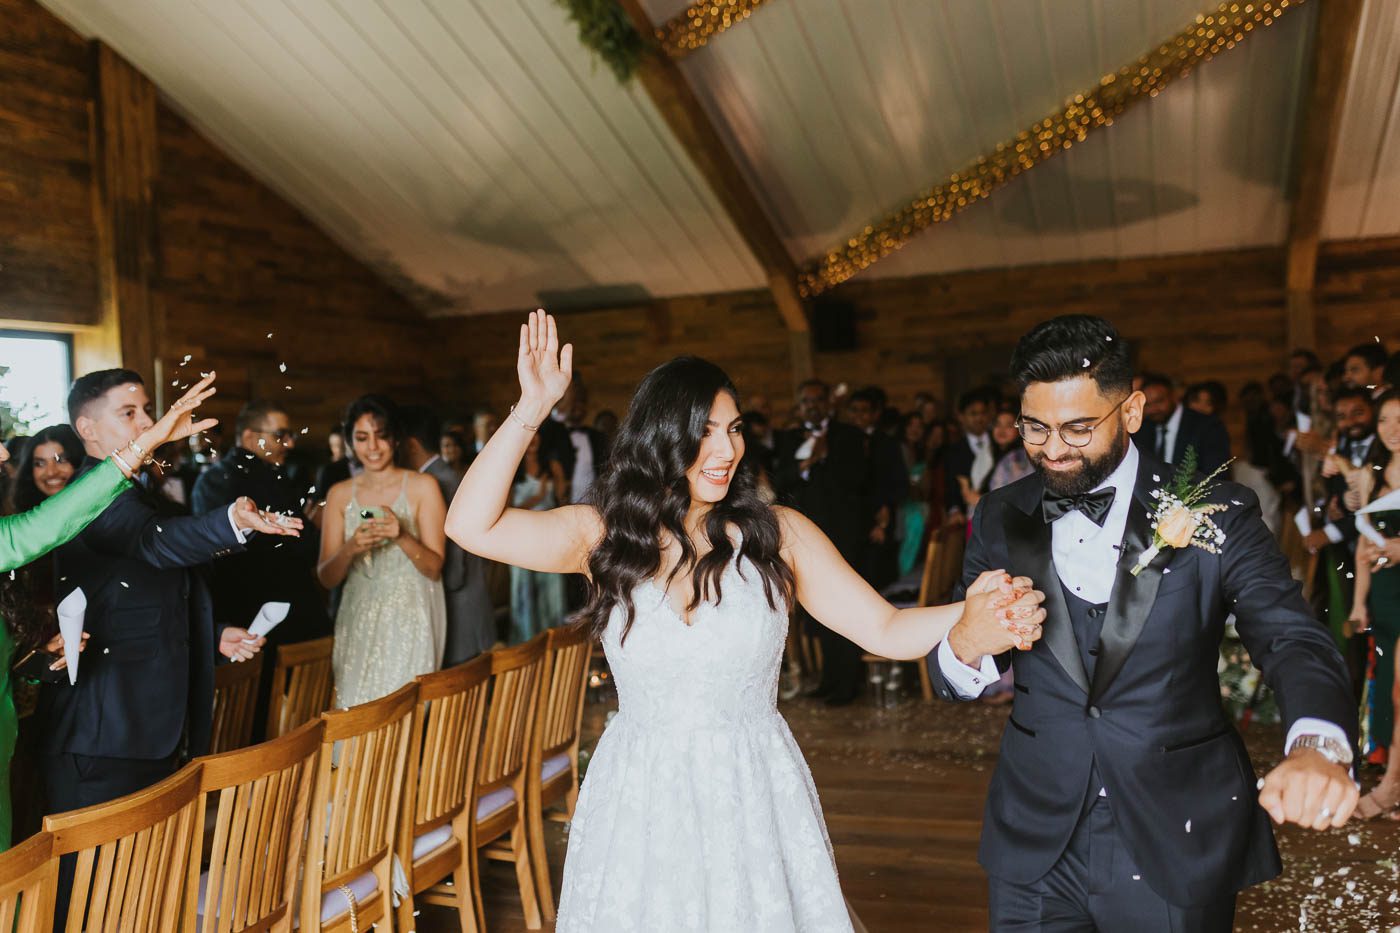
[1010,315,1132,397]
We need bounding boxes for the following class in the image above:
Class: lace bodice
[602,556,789,732]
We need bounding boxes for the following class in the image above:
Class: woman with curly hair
[446,312,1045,931]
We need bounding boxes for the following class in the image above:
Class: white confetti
[1082,358,1091,368]
[181,354,192,364]
[1132,874,1141,881]
[1153,474,1161,483]
[120,581,129,588]
[1313,875,1324,887]
[156,525,163,533]
[267,332,274,338]
[279,363,287,373]
[1336,867,1351,876]
[300,427,309,435]
[1185,819,1192,833]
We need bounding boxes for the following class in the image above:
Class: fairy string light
[657,0,775,58]
[797,0,1307,297]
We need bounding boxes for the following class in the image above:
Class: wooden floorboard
[419,692,1400,932]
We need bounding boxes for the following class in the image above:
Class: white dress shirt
[967,433,994,491]
[1156,404,1184,462]
[937,440,1345,758]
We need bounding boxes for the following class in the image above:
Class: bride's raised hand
[516,310,573,416]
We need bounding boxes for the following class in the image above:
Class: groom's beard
[1029,424,1130,498]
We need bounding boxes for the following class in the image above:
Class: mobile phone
[11,647,68,684]
[359,507,383,521]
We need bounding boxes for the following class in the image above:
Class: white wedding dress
[555,549,855,932]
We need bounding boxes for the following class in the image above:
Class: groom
[931,315,1357,931]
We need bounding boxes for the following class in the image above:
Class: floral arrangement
[1131,447,1233,577]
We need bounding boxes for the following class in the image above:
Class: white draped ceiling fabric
[37,0,1400,315]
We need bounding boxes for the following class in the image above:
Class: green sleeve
[0,458,131,573]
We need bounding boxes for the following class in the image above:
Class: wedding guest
[943,389,996,519]
[439,429,470,479]
[563,380,608,504]
[1185,381,1227,418]
[192,399,330,739]
[0,377,223,852]
[987,410,1034,492]
[509,433,566,642]
[472,411,499,455]
[318,396,446,707]
[1140,372,1232,474]
[316,425,353,496]
[39,371,296,816]
[400,405,494,664]
[1343,341,1389,398]
[848,387,907,591]
[1289,348,1322,387]
[775,378,871,705]
[593,409,619,449]
[895,413,931,578]
[1346,391,1400,817]
[10,425,81,514]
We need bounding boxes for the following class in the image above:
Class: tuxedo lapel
[1003,492,1090,696]
[1089,455,1167,703]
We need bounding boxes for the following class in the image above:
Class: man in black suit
[929,317,1356,931]
[943,389,996,518]
[1140,372,1232,475]
[847,386,908,591]
[775,379,870,705]
[191,399,331,740]
[39,370,297,817]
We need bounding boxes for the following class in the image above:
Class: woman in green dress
[0,372,219,850]
[1347,390,1400,819]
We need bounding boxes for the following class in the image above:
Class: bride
[446,312,1045,931]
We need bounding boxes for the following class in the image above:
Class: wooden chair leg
[511,822,543,930]
[526,800,555,921]
[918,656,935,703]
[454,859,480,933]
[396,885,417,933]
[468,844,488,933]
[564,778,579,819]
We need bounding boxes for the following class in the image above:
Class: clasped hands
[348,512,402,555]
[950,570,1047,665]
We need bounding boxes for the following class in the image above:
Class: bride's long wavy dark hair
[583,357,794,642]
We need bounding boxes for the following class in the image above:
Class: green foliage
[0,365,29,440]
[553,0,648,83]
[1168,445,1232,507]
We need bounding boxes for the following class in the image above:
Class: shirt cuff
[1284,718,1350,758]
[937,638,999,698]
[1323,523,1344,545]
[226,504,249,544]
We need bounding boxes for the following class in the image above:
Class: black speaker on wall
[811,296,857,352]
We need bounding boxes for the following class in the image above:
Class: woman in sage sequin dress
[1348,390,1400,819]
[318,395,448,708]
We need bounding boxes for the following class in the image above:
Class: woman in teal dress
[1349,390,1400,819]
[0,373,218,849]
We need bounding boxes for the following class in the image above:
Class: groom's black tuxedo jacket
[931,448,1354,908]
[38,457,246,762]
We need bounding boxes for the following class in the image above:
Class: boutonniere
[1131,447,1233,577]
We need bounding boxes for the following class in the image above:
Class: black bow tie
[1043,487,1116,527]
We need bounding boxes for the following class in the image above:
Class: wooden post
[90,41,161,387]
[615,0,811,393]
[1284,0,1363,350]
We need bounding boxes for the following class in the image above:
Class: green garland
[553,0,648,83]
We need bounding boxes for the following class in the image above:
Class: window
[0,330,74,434]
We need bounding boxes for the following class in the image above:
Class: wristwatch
[1291,734,1354,767]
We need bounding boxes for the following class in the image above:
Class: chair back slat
[479,635,547,792]
[266,637,335,740]
[211,657,264,754]
[410,655,492,835]
[190,719,323,933]
[302,683,416,930]
[0,831,58,929]
[538,626,593,760]
[44,765,203,933]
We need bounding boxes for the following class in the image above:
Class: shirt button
[1088,706,1102,719]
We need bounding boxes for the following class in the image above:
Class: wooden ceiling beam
[615,0,809,353]
[1284,0,1364,350]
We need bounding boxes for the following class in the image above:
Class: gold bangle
[127,438,148,459]
[508,405,541,432]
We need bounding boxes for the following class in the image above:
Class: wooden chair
[300,683,416,933]
[44,763,204,932]
[209,656,264,754]
[525,624,593,920]
[471,634,548,931]
[188,719,324,933]
[395,654,493,933]
[266,636,334,740]
[0,830,58,931]
[862,520,967,703]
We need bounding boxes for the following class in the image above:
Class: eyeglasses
[253,428,296,442]
[1016,396,1129,448]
